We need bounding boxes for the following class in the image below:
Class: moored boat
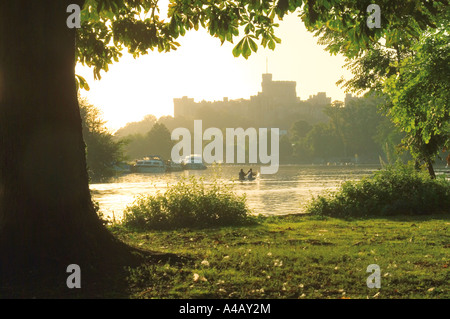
[130,156,166,173]
[182,154,207,170]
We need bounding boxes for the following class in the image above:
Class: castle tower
[173,96,195,118]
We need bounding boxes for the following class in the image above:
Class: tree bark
[426,159,436,179]
[0,1,133,290]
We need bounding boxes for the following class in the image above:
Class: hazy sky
[76,12,353,132]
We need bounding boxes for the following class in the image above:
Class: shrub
[122,176,254,230]
[306,162,450,217]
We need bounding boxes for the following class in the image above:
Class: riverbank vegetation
[119,163,450,228]
[306,162,450,218]
[122,176,255,231]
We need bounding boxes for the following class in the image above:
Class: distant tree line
[80,100,181,180]
[114,95,408,165]
[79,98,125,181]
[284,95,408,164]
[89,92,445,170]
[120,122,174,160]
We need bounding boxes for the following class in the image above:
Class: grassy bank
[109,213,449,299]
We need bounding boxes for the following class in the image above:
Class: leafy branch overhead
[383,29,450,163]
[76,0,447,79]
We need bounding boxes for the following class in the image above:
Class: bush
[306,162,450,217]
[122,176,254,230]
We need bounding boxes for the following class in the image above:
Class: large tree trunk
[0,1,133,291]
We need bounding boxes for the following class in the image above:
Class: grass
[108,213,450,299]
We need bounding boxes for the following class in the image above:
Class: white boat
[130,156,166,173]
[182,154,207,170]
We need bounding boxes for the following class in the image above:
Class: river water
[90,164,382,220]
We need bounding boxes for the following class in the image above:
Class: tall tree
[383,29,449,177]
[0,0,446,292]
[146,122,173,160]
[290,120,312,141]
[0,1,120,288]
[311,1,449,176]
[305,123,344,160]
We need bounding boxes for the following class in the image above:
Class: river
[90,164,383,221]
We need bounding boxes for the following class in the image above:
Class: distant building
[173,73,331,129]
[173,96,196,119]
[344,93,358,107]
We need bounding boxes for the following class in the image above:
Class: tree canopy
[303,0,449,175]
[123,122,174,160]
[383,28,449,173]
[76,0,448,82]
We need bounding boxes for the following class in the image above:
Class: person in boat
[239,169,246,181]
[246,168,255,180]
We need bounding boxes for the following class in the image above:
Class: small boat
[130,155,166,173]
[182,154,207,170]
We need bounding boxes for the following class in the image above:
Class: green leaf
[242,38,251,58]
[75,74,90,91]
[248,37,258,53]
[232,37,246,57]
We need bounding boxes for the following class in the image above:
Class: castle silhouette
[174,73,356,130]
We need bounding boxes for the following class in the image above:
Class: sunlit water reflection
[90,164,385,220]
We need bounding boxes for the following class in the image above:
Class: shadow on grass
[117,216,261,234]
[0,242,192,299]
